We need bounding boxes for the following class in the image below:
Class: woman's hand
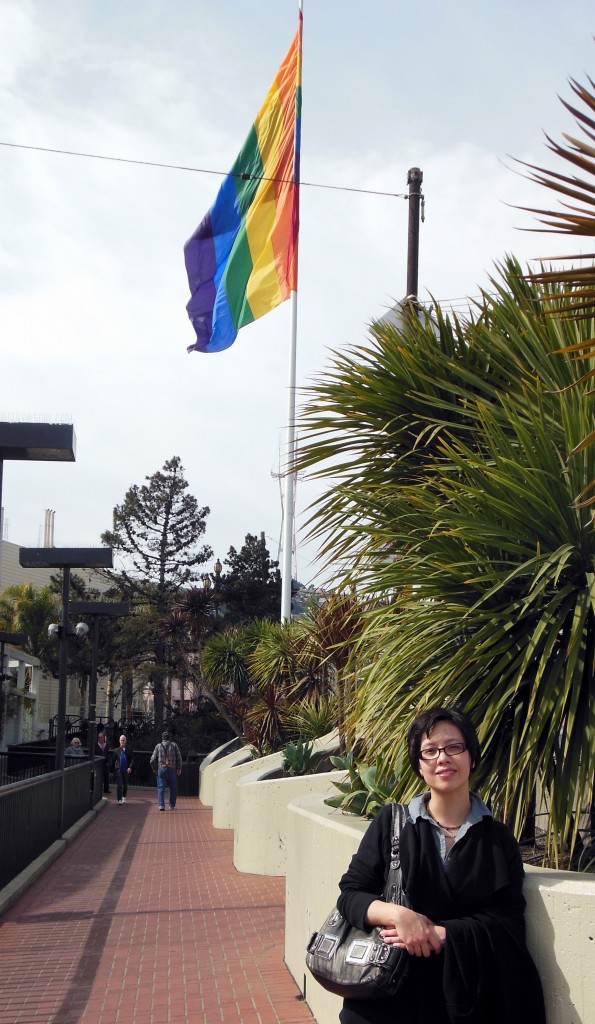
[367,901,444,957]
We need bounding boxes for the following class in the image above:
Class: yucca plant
[286,695,338,740]
[297,260,595,867]
[516,72,595,319]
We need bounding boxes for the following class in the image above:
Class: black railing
[2,748,203,795]
[48,713,155,745]
[0,761,103,890]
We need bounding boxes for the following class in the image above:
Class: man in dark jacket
[113,734,134,804]
[95,728,111,794]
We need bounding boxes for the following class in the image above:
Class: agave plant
[282,739,314,776]
[325,749,405,818]
[297,260,595,867]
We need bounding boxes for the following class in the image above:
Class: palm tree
[291,593,362,752]
[0,583,59,662]
[297,260,595,867]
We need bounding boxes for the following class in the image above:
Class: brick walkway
[0,791,316,1024]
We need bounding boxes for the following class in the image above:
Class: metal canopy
[69,601,129,617]
[19,547,113,569]
[0,631,28,646]
[0,422,76,461]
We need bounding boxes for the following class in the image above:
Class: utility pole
[406,167,424,300]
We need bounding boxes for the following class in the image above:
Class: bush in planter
[287,696,338,741]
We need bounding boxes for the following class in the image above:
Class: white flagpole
[280,1,303,623]
[281,291,298,621]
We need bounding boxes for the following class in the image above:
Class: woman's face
[417,721,472,797]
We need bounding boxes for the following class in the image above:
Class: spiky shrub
[297,259,595,867]
[286,696,338,740]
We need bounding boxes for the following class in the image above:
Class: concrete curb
[0,798,107,918]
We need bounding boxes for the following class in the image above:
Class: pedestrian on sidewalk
[65,736,85,758]
[95,728,111,794]
[150,730,182,810]
[113,734,134,804]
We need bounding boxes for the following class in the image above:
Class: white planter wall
[234,769,345,876]
[212,749,283,829]
[199,742,252,807]
[208,731,339,830]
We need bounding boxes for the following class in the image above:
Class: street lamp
[19,547,113,834]
[0,422,76,589]
[68,599,130,802]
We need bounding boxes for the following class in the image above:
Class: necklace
[434,819,463,832]
[428,810,467,832]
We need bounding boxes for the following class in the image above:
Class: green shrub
[325,747,406,817]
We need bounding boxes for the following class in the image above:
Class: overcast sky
[1,0,594,590]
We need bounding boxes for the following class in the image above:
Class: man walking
[113,734,134,804]
[95,728,111,794]
[150,730,183,810]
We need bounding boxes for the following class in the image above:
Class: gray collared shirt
[408,791,491,865]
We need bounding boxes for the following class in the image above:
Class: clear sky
[1,0,594,588]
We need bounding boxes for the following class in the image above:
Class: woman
[336,707,546,1024]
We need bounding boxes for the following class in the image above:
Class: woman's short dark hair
[407,706,481,778]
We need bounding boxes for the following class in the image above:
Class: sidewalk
[0,790,316,1024]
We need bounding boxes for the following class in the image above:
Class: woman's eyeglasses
[419,742,467,761]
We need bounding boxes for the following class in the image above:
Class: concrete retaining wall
[199,741,252,807]
[234,769,345,876]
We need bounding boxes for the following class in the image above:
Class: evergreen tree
[218,532,281,625]
[102,456,212,725]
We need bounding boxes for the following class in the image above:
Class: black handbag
[305,803,410,1000]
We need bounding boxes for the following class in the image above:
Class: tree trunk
[78,673,88,720]
[152,675,165,729]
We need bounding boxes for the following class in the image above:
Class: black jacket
[112,745,134,772]
[336,804,546,1024]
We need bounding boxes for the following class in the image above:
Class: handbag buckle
[309,932,341,960]
[345,937,390,966]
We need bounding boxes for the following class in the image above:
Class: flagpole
[281,292,298,621]
[280,1,303,622]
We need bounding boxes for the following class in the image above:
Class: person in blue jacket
[336,706,546,1024]
[113,734,134,804]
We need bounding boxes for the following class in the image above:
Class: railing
[0,761,104,891]
[2,748,203,795]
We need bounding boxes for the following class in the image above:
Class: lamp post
[19,547,113,834]
[0,422,76,589]
[68,600,129,802]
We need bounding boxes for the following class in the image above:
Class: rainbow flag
[184,22,302,353]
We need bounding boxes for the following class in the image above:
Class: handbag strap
[384,802,408,904]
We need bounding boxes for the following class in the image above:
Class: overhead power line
[0,140,500,311]
[0,140,407,199]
